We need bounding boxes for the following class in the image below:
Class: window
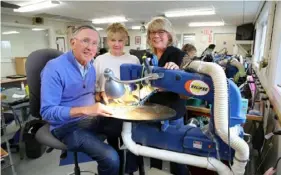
[1,25,49,77]
[259,24,268,61]
[254,22,268,63]
[176,34,182,49]
[254,6,269,64]
[183,34,196,46]
[276,43,281,89]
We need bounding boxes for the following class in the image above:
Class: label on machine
[193,141,203,149]
[185,80,210,96]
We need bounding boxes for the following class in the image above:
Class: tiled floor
[1,149,171,175]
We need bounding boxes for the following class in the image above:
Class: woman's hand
[101,91,109,105]
[95,92,102,102]
[95,92,110,105]
[164,62,179,70]
[263,167,276,175]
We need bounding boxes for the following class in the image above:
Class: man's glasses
[75,38,99,48]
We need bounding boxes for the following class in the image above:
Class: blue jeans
[52,117,122,175]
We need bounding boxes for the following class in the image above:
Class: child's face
[107,32,126,56]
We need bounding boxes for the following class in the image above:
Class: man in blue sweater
[40,25,120,175]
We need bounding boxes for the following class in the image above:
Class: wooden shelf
[186,105,262,122]
[0,77,26,84]
[235,40,254,45]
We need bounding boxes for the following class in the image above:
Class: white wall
[253,1,281,174]
[1,13,238,56]
[99,25,237,56]
[175,25,237,55]
[98,29,147,53]
[1,14,67,48]
[1,14,68,77]
[1,26,49,57]
[125,30,147,53]
[1,26,49,77]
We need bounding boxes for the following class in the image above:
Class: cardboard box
[15,57,27,75]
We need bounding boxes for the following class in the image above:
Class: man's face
[71,29,99,64]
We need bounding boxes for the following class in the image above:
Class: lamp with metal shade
[103,68,164,99]
[104,68,126,99]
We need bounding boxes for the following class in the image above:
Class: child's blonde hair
[106,23,129,41]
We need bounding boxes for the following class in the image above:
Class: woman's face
[107,32,126,56]
[149,30,170,50]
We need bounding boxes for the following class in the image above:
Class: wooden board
[107,103,176,121]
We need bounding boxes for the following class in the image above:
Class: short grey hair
[71,25,100,43]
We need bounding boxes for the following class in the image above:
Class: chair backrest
[25,49,63,118]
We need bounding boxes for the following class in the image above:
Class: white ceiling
[2,1,263,28]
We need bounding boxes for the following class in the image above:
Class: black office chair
[25,49,96,175]
[129,49,151,64]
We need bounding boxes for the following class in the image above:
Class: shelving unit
[235,40,254,56]
[1,114,17,175]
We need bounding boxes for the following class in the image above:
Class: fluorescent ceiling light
[165,8,215,18]
[96,27,103,31]
[32,28,46,31]
[92,16,127,24]
[189,21,225,27]
[184,36,195,38]
[14,0,60,13]
[132,26,141,30]
[2,31,20,35]
[132,25,148,30]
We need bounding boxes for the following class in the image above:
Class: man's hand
[83,102,112,117]
[164,62,179,70]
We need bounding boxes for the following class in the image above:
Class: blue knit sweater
[40,51,96,130]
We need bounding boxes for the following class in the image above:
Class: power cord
[274,157,281,170]
[207,151,218,173]
[256,143,273,173]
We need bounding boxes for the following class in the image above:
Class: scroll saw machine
[104,60,249,175]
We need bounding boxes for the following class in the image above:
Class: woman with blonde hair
[94,23,139,104]
[137,16,189,175]
[146,16,186,127]
[146,16,184,69]
[94,23,140,174]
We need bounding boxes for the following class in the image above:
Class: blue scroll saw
[104,59,249,175]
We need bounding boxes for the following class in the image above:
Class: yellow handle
[25,85,29,97]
